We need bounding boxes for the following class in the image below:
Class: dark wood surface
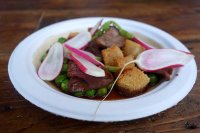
[0,0,200,132]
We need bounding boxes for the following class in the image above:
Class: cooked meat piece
[68,77,88,92]
[101,45,124,66]
[84,41,102,57]
[123,39,144,58]
[67,61,114,91]
[95,27,125,48]
[116,67,150,97]
[116,55,135,69]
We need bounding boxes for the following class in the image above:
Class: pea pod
[93,21,133,40]
[105,65,120,73]
[85,89,96,97]
[97,87,108,97]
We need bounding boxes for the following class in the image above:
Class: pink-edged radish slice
[65,30,91,49]
[64,44,104,67]
[131,37,153,50]
[135,49,194,71]
[70,53,105,77]
[38,42,63,81]
[90,19,103,35]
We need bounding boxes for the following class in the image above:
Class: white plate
[8,17,197,122]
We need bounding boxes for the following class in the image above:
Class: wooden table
[0,0,199,132]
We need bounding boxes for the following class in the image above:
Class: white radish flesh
[64,44,104,67]
[135,49,194,71]
[70,53,105,77]
[38,42,63,81]
[65,31,91,49]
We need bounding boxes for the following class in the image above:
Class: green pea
[85,89,96,97]
[61,79,69,92]
[61,64,68,73]
[40,53,47,62]
[55,75,66,86]
[105,65,120,73]
[58,37,67,44]
[148,73,159,85]
[73,91,84,97]
[97,87,108,97]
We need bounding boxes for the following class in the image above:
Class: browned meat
[67,61,114,92]
[84,41,102,57]
[68,77,88,92]
[95,27,125,48]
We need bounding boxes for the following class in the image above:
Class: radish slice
[90,19,103,35]
[38,42,63,81]
[131,37,153,50]
[64,44,104,67]
[70,53,105,77]
[135,49,194,71]
[65,31,91,49]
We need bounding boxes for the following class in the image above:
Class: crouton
[68,32,79,39]
[123,39,144,57]
[102,45,123,66]
[116,67,150,97]
[116,55,135,69]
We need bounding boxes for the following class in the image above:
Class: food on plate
[37,19,194,100]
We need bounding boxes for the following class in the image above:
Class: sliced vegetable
[38,42,63,81]
[131,37,152,50]
[105,65,120,73]
[65,30,92,49]
[135,49,194,71]
[70,53,105,77]
[64,44,104,67]
[85,89,96,97]
[90,19,103,35]
[147,73,159,85]
[63,58,67,64]
[58,37,67,44]
[61,79,69,92]
[55,75,66,86]
[73,91,84,97]
[97,87,108,97]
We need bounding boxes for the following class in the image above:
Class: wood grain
[0,0,199,133]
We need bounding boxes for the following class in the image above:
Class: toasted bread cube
[102,45,123,66]
[116,55,135,69]
[123,39,144,57]
[116,67,150,96]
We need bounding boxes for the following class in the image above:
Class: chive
[58,37,67,44]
